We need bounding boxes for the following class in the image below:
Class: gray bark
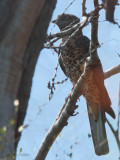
[15,0,57,148]
[0,0,57,159]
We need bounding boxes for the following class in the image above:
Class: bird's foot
[68,105,79,116]
[71,111,79,116]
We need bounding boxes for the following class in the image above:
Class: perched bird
[52,13,115,155]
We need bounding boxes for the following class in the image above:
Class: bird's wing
[92,64,115,119]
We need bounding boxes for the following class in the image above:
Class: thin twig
[46,4,103,55]
[105,79,120,152]
[118,81,120,108]
[106,118,120,149]
[48,4,103,41]
[48,60,59,100]
[50,0,77,34]
[44,44,61,49]
[64,0,76,13]
[49,37,60,46]
[48,21,82,40]
[118,81,120,159]
[62,17,88,48]
[54,78,68,84]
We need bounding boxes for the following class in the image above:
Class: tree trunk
[0,0,57,159]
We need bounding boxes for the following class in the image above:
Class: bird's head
[52,13,80,30]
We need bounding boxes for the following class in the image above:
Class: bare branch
[35,2,119,159]
[104,65,120,151]
[106,118,120,149]
[47,19,87,40]
[49,37,61,46]
[104,64,120,79]
[54,78,68,84]
[89,0,99,61]
[94,0,99,7]
[34,66,92,160]
[34,62,120,160]
[118,82,120,108]
[82,0,87,16]
[47,4,103,42]
[50,0,77,34]
[62,17,88,48]
[106,119,119,144]
[44,44,61,49]
[48,60,59,100]
[106,119,116,135]
[64,0,77,13]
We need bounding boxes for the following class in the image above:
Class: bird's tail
[87,104,109,156]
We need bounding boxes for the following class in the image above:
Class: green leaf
[0,126,6,134]
[10,119,15,125]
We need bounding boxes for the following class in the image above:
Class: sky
[16,0,120,160]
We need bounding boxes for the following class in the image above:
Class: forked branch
[34,64,120,160]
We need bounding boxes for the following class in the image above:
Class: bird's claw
[71,111,79,116]
[68,105,79,116]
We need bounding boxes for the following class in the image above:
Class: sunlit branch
[104,65,120,79]
[34,62,120,160]
[106,118,120,150]
[118,82,120,108]
[34,66,92,160]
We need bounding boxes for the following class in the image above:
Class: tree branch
[88,0,99,63]
[118,81,120,107]
[34,63,119,160]
[47,4,103,42]
[47,17,88,40]
[104,64,120,79]
[106,69,120,151]
[106,119,120,149]
[82,0,87,16]
[34,2,119,159]
[34,66,92,160]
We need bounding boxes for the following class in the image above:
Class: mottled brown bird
[52,13,115,155]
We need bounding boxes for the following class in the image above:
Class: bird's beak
[52,19,57,23]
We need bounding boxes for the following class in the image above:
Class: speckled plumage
[53,13,115,119]
[52,13,115,155]
[59,33,90,85]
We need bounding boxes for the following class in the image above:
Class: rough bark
[0,0,57,159]
[15,0,57,148]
